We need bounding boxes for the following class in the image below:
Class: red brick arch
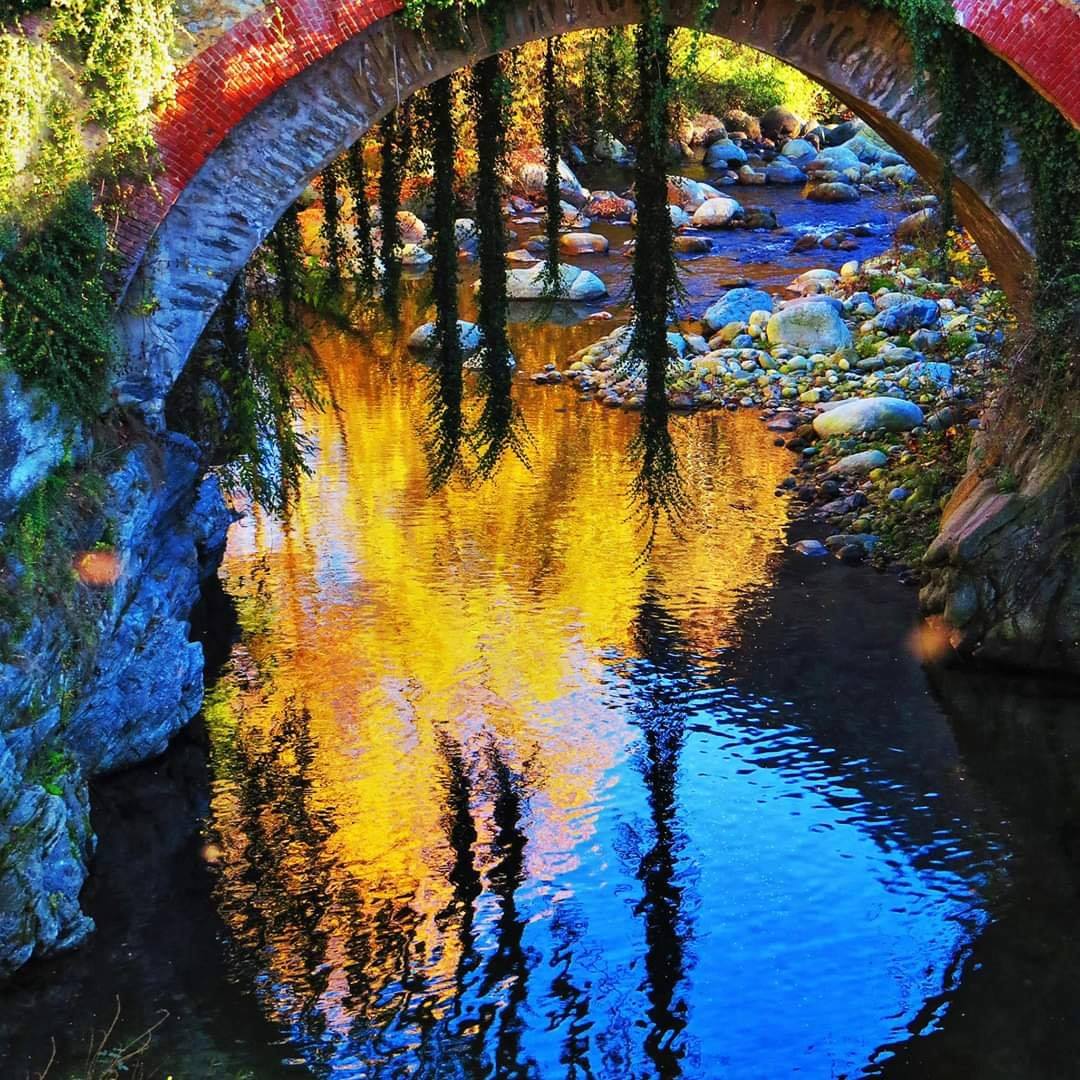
[117,0,1079,286]
[113,0,1079,407]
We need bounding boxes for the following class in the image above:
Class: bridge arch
[116,0,1051,409]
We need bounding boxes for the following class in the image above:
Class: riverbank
[536,237,1003,567]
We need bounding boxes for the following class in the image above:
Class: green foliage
[626,0,689,542]
[1,469,69,601]
[199,267,324,519]
[0,457,111,649]
[27,743,73,797]
[0,183,114,411]
[470,53,527,478]
[318,156,346,293]
[538,35,563,301]
[422,76,466,490]
[270,202,302,318]
[0,34,58,216]
[673,34,833,121]
[379,105,412,321]
[400,0,513,44]
[52,0,175,169]
[599,28,635,139]
[346,140,378,295]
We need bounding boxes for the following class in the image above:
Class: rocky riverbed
[388,108,1005,575]
[530,240,1005,573]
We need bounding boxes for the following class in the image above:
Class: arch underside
[117,0,1035,409]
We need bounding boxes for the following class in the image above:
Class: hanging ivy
[168,234,323,519]
[422,76,466,490]
[270,202,302,320]
[52,0,175,170]
[346,140,378,295]
[319,156,347,294]
[0,183,114,412]
[379,105,412,321]
[539,35,563,300]
[854,0,1080,441]
[581,33,603,158]
[601,28,627,137]
[626,0,689,543]
[471,53,528,478]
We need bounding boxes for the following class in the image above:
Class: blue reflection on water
[232,592,998,1080]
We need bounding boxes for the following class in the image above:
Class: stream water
[3,179,1079,1079]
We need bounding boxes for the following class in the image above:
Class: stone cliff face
[0,371,230,980]
[922,428,1080,675]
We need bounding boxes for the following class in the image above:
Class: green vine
[626,0,689,543]
[0,34,58,216]
[168,239,324,519]
[270,202,302,319]
[538,35,563,300]
[319,155,346,294]
[346,140,378,295]
[471,52,527,477]
[52,0,175,170]
[0,183,114,411]
[422,76,466,490]
[379,105,412,321]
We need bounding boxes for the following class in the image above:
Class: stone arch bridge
[114,0,1080,409]
[108,0,1080,673]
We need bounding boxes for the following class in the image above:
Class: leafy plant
[0,183,114,412]
[538,35,563,301]
[626,0,690,543]
[0,34,58,216]
[52,0,175,169]
[470,52,527,477]
[421,76,466,490]
[318,155,347,293]
[379,105,412,321]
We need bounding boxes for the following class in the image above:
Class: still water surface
[6,180,1077,1079]
[198,302,1002,1078]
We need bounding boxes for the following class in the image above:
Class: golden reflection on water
[205,306,793,1048]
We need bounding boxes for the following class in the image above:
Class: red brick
[116,0,1079,288]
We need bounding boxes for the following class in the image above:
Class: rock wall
[922,428,1080,674]
[0,372,229,980]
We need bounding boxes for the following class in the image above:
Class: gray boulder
[499,263,608,301]
[828,449,889,475]
[817,146,861,171]
[691,196,743,228]
[781,138,817,166]
[767,301,853,352]
[704,139,748,168]
[765,160,807,184]
[813,396,925,437]
[761,106,804,142]
[704,287,774,331]
[873,298,941,334]
[806,182,860,203]
[408,320,482,355]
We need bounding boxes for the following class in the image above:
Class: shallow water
[189,312,1005,1079]
[505,157,907,320]
[4,181,1080,1079]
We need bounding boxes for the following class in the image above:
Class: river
[2,178,1078,1079]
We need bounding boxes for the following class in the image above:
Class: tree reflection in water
[622,580,697,1079]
